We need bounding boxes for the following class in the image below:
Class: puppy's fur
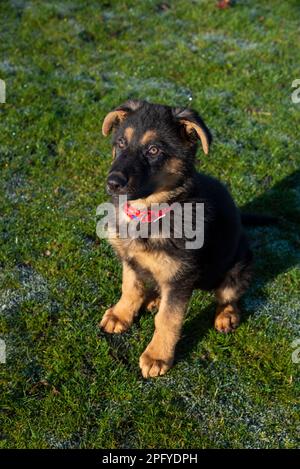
[100,100,253,378]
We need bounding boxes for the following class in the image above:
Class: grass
[0,0,300,449]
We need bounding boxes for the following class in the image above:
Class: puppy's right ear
[102,100,142,136]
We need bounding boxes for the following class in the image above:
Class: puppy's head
[102,100,212,200]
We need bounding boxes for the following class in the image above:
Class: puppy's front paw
[214,304,240,333]
[99,307,130,334]
[139,351,173,378]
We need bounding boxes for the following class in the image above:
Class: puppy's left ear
[102,100,142,136]
[172,107,212,155]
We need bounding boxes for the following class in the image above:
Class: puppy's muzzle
[106,172,128,195]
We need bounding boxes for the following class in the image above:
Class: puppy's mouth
[106,172,181,201]
[106,184,154,201]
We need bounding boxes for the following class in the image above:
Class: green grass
[1,0,300,449]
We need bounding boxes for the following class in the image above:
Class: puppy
[100,99,253,378]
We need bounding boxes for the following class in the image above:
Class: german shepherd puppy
[100,99,253,378]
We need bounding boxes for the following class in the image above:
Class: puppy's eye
[148,145,160,156]
[117,137,126,149]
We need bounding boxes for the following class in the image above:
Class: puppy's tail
[240,212,278,226]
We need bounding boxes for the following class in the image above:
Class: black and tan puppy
[100,99,253,378]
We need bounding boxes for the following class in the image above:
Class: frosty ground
[0,0,299,448]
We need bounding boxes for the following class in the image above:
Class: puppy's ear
[172,107,212,155]
[102,100,142,136]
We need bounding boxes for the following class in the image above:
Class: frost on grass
[0,264,54,316]
[100,72,193,106]
[47,433,83,450]
[245,295,300,336]
[156,362,298,449]
[4,174,30,203]
[0,264,61,367]
[188,32,261,65]
[202,32,259,51]
[0,60,22,74]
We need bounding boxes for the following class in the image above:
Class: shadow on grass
[177,169,300,362]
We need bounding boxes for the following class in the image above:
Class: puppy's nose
[106,174,128,194]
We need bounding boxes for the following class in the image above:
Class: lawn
[0,0,299,449]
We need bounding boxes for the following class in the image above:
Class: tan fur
[108,236,127,258]
[215,286,238,304]
[109,236,181,285]
[140,130,157,145]
[132,249,181,285]
[214,303,240,333]
[144,295,161,312]
[107,221,186,377]
[100,262,146,333]
[102,110,127,136]
[124,126,135,143]
[180,118,210,155]
[130,185,185,209]
[168,157,184,174]
[99,101,251,378]
[139,287,188,377]
[131,191,170,207]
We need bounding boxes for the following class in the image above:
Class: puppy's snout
[106,173,128,195]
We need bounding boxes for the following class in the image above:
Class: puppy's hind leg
[214,257,252,333]
[143,287,161,312]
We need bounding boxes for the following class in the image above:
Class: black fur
[100,100,278,376]
[105,100,253,293]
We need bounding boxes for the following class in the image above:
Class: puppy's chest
[109,236,181,284]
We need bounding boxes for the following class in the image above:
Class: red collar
[124,202,173,223]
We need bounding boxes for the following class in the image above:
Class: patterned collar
[124,202,174,223]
